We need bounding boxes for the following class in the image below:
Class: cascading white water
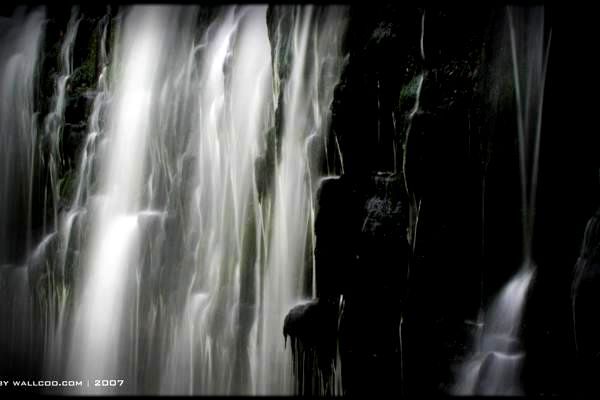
[43,8,81,231]
[0,7,46,377]
[0,4,350,395]
[39,8,84,377]
[37,10,112,382]
[156,6,274,395]
[0,8,45,265]
[256,6,347,395]
[66,7,175,391]
[0,4,348,393]
[455,267,534,395]
[455,6,550,395]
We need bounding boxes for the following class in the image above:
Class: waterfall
[43,7,81,231]
[0,4,350,394]
[0,7,46,378]
[153,6,274,395]
[0,8,45,265]
[455,268,534,395]
[256,6,347,395]
[455,6,551,395]
[65,7,175,390]
[40,8,83,377]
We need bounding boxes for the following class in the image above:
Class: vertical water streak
[43,13,112,380]
[158,6,274,395]
[257,5,347,395]
[66,7,175,391]
[0,7,45,265]
[0,6,46,377]
[43,7,81,231]
[507,6,551,262]
[455,6,550,395]
[399,9,426,394]
[39,7,81,377]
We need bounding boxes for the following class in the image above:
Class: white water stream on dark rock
[0,5,347,395]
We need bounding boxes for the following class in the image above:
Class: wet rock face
[283,171,409,395]
[313,173,409,395]
[284,5,493,395]
[282,298,340,395]
[572,208,600,393]
[314,173,409,300]
[283,298,338,357]
[331,5,421,176]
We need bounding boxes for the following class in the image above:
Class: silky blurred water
[0,5,347,395]
[455,6,550,395]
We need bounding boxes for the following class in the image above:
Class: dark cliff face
[572,208,600,393]
[300,5,494,395]
[285,3,600,397]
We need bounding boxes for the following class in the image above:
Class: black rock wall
[287,3,600,397]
